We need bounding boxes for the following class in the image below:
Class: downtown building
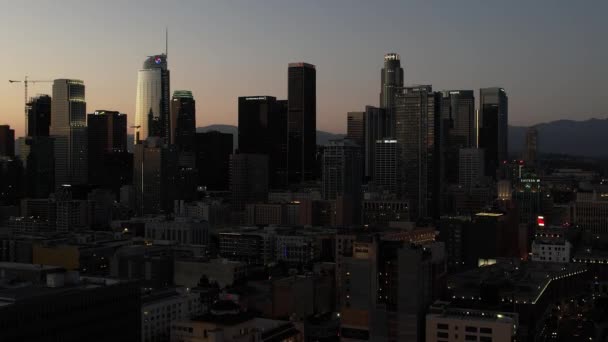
[379,53,404,137]
[134,54,170,142]
[238,96,288,189]
[170,90,198,202]
[479,87,508,179]
[287,62,316,183]
[50,79,88,188]
[21,95,54,198]
[440,90,476,184]
[393,85,443,219]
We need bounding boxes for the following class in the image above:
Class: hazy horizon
[1,0,606,136]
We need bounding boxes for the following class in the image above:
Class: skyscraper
[287,62,316,183]
[87,110,131,194]
[230,153,269,211]
[394,86,443,219]
[523,126,539,166]
[135,54,170,142]
[364,106,387,180]
[374,138,398,194]
[238,96,288,188]
[195,131,233,191]
[133,137,163,215]
[27,94,52,137]
[379,53,404,136]
[0,125,15,157]
[441,90,475,184]
[171,90,196,153]
[479,87,508,178]
[458,147,485,190]
[322,139,362,201]
[50,79,87,187]
[346,111,365,148]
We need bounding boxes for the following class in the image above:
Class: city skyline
[1,0,606,136]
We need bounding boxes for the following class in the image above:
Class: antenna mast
[165,27,168,57]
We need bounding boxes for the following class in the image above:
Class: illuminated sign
[245,97,267,101]
[537,216,545,227]
[154,56,162,64]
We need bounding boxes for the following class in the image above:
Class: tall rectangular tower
[287,63,316,183]
[50,79,87,187]
[394,85,443,219]
[479,87,508,178]
[441,90,476,184]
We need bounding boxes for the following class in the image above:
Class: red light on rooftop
[537,216,545,227]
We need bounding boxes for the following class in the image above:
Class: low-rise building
[426,301,518,342]
[141,287,204,342]
[174,257,247,289]
[530,228,572,263]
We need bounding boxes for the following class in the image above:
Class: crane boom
[8,76,52,136]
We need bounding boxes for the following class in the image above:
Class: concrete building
[218,228,275,265]
[141,287,203,342]
[245,203,300,226]
[530,228,572,263]
[364,106,388,180]
[426,301,517,342]
[373,139,398,193]
[574,191,608,235]
[458,148,485,190]
[144,217,209,245]
[361,199,409,227]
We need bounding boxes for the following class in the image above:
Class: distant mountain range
[128,118,608,158]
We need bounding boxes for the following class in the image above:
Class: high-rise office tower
[364,106,387,180]
[87,110,131,195]
[135,54,170,142]
[523,126,539,166]
[27,94,52,137]
[24,137,54,198]
[50,79,87,187]
[374,138,398,193]
[379,53,404,137]
[394,85,443,219]
[322,139,363,201]
[479,87,508,178]
[230,153,269,211]
[287,62,316,183]
[0,125,15,157]
[133,137,163,215]
[458,148,485,190]
[346,111,365,148]
[195,131,233,191]
[238,96,288,188]
[171,90,196,153]
[441,90,476,184]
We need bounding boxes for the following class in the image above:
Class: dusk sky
[1,0,606,136]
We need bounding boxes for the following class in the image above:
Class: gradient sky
[1,0,606,136]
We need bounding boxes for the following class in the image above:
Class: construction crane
[8,76,52,136]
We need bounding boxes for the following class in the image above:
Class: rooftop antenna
[165,27,168,57]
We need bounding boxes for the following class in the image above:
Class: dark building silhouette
[27,95,52,137]
[87,110,131,196]
[364,106,387,181]
[346,111,365,148]
[171,90,196,153]
[479,87,508,179]
[195,131,233,191]
[394,85,443,219]
[23,137,55,198]
[238,96,288,189]
[230,153,268,211]
[441,90,475,184]
[287,63,316,183]
[0,157,23,205]
[133,137,165,215]
[523,126,539,166]
[379,53,404,137]
[0,125,15,157]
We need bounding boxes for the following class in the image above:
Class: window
[437,323,449,330]
[480,327,492,334]
[465,326,477,333]
[480,337,493,342]
[465,335,477,341]
[437,332,449,338]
